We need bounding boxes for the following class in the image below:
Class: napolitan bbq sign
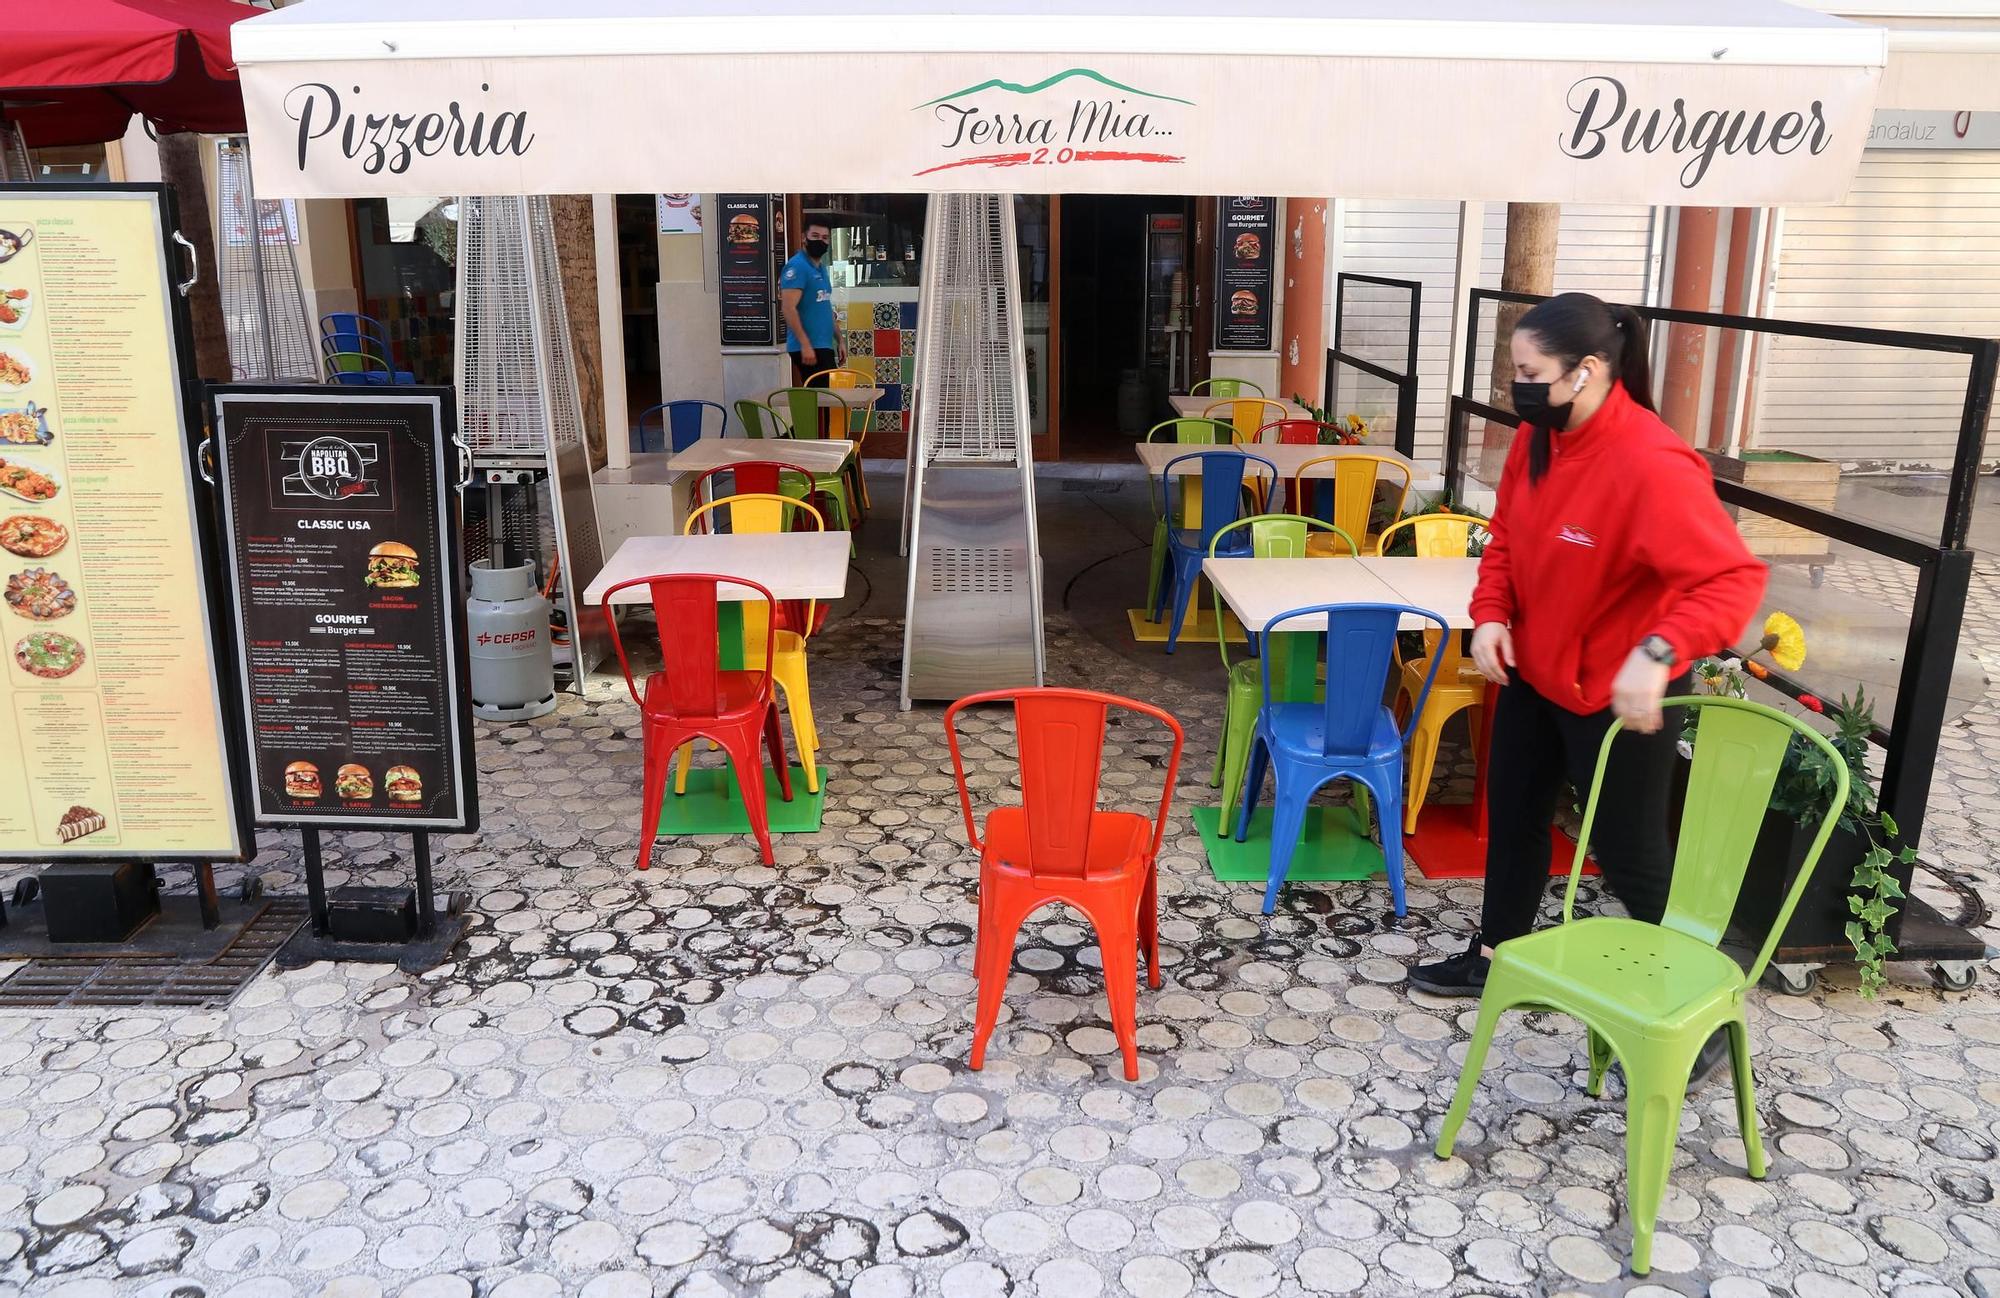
[238,52,1880,205]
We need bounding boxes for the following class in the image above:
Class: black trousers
[1480,674,1677,945]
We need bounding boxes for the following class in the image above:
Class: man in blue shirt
[780,220,843,386]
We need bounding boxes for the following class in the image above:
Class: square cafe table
[1168,393,1315,423]
[665,437,856,479]
[766,386,885,410]
[585,531,852,606]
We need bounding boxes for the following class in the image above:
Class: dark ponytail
[1516,292,1654,483]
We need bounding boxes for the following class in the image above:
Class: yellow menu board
[0,189,243,859]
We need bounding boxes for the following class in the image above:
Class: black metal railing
[1445,287,1999,956]
[1325,273,1420,459]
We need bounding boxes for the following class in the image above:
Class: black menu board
[717,193,780,347]
[209,388,476,832]
[1213,196,1277,351]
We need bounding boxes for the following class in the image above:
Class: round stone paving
[4,568,2000,1296]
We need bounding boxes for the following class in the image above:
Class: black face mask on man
[804,238,830,260]
[1511,367,1589,432]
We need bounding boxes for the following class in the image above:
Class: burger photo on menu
[727,213,760,245]
[284,761,322,800]
[364,541,420,589]
[1233,232,1261,262]
[0,515,66,558]
[1231,289,1258,317]
[384,765,423,804]
[334,763,374,800]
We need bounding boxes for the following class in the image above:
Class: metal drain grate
[0,899,308,1010]
[925,546,1015,595]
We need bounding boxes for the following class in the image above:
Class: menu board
[1214,196,1277,351]
[211,389,476,832]
[717,194,780,348]
[0,187,246,861]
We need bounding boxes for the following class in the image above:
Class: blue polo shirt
[780,250,835,353]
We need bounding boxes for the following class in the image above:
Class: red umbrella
[5,0,262,148]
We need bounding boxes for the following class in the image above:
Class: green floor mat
[660,764,826,834]
[1191,803,1384,882]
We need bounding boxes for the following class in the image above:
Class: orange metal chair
[1378,513,1490,833]
[945,688,1186,1082]
[1293,453,1413,555]
[601,572,794,867]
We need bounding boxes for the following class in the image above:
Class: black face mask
[803,239,829,260]
[1512,379,1575,432]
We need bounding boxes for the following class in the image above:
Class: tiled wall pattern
[840,299,919,435]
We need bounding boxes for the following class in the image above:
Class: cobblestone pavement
[3,555,2000,1298]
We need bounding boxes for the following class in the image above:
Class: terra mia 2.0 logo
[280,437,380,501]
[913,68,1190,178]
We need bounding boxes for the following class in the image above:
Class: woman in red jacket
[1410,293,1766,1009]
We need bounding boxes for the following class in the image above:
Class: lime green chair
[770,386,859,554]
[1144,417,1238,617]
[1191,377,1264,399]
[735,398,787,440]
[1207,514,1356,821]
[1435,696,1850,1277]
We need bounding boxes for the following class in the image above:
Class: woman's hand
[1470,622,1514,685]
[1611,648,1671,733]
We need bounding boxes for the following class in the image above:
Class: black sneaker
[1409,938,1490,997]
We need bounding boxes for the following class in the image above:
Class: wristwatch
[1639,634,1677,667]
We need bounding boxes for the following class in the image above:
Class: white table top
[766,387,885,409]
[585,531,852,605]
[1135,441,1418,478]
[665,437,856,476]
[1169,394,1314,423]
[1202,555,1478,632]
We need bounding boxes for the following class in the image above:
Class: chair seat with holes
[1489,919,1746,1031]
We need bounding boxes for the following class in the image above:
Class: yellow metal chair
[810,367,875,516]
[1294,454,1414,556]
[675,493,828,795]
[1377,512,1489,833]
[1203,397,1292,446]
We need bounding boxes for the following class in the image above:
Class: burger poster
[209,387,475,832]
[716,194,780,348]
[1213,196,1276,352]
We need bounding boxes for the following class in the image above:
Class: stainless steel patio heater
[214,136,317,381]
[899,194,1045,709]
[455,194,609,688]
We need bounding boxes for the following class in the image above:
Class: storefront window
[351,196,457,385]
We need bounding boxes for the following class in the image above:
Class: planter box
[1703,450,1838,558]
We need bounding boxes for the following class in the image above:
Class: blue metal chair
[1151,450,1276,655]
[321,345,396,386]
[632,400,728,454]
[1233,601,1448,916]
[320,313,413,384]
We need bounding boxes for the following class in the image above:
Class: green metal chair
[735,398,788,440]
[1435,696,1850,1277]
[1144,417,1239,617]
[770,386,858,548]
[1207,514,1356,823]
[1191,377,1264,399]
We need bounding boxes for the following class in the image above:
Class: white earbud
[1573,369,1590,393]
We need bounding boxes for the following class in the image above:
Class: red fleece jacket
[1468,381,1767,715]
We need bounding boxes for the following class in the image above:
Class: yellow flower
[1760,611,1806,672]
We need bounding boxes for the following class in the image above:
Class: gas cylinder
[467,560,557,720]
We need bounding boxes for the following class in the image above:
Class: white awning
[233,0,1888,204]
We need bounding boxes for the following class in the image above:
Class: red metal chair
[1262,418,1349,445]
[601,572,794,867]
[944,687,1186,1081]
[686,459,818,524]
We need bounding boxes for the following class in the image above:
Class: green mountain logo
[917,68,1194,110]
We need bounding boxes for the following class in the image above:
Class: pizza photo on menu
[0,289,30,332]
[0,459,59,503]
[0,515,66,558]
[14,630,84,679]
[4,567,75,620]
[364,540,420,589]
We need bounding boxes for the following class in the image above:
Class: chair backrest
[773,386,848,442]
[664,399,727,452]
[1163,450,1277,548]
[943,687,1186,880]
[1376,511,1485,558]
[321,312,397,364]
[1191,377,1264,399]
[1145,416,1234,445]
[322,349,391,384]
[1263,419,1337,446]
[735,398,787,440]
[1264,602,1448,758]
[599,572,777,716]
[809,367,869,390]
[632,404,668,453]
[1204,398,1292,444]
[684,493,825,635]
[1565,697,1849,988]
[1295,454,1414,539]
[1207,513,1356,677]
[808,369,874,436]
[688,461,817,520]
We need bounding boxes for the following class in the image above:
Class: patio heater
[213,136,316,381]
[900,194,1045,709]
[0,122,29,183]
[455,194,610,700]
